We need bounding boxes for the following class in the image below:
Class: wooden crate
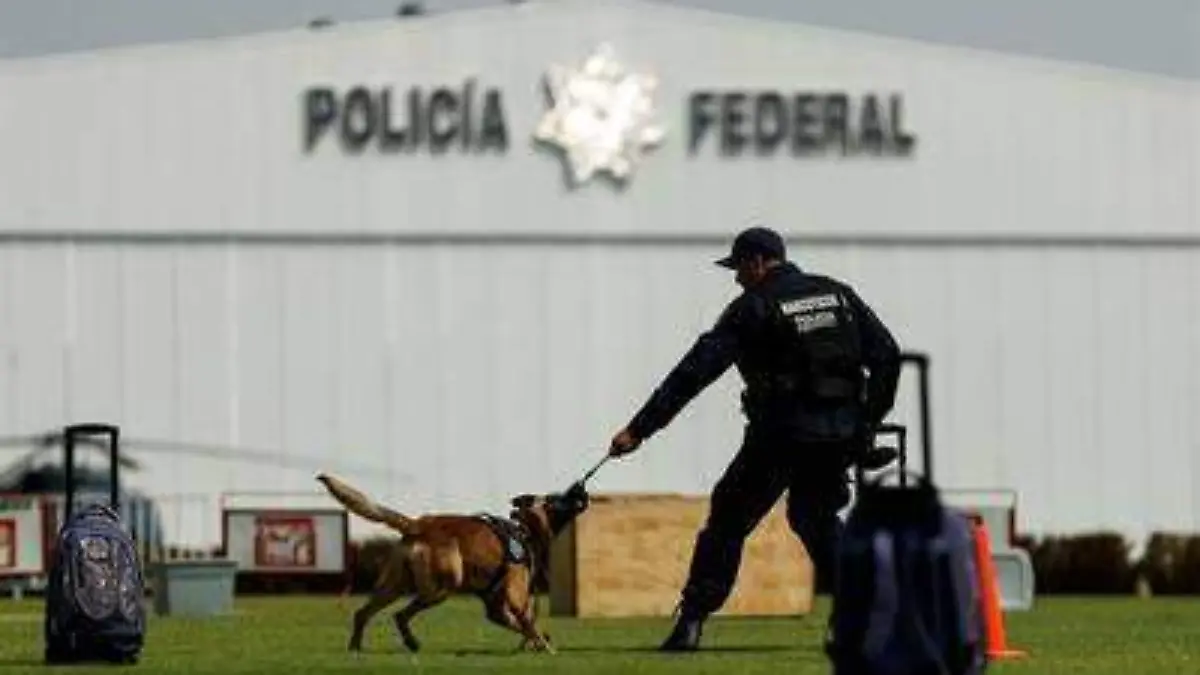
[548,493,814,618]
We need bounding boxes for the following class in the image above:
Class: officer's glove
[609,428,642,457]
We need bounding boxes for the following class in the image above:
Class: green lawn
[2,595,1199,674]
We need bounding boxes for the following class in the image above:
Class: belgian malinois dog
[315,473,589,654]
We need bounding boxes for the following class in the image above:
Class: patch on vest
[779,293,841,314]
[793,310,838,334]
[780,293,843,334]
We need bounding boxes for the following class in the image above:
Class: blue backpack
[827,424,986,675]
[43,424,146,665]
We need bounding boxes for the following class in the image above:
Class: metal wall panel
[0,242,1196,546]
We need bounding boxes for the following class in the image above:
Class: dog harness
[474,514,534,599]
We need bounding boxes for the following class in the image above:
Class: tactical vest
[474,514,532,599]
[750,277,865,407]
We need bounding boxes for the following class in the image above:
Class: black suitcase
[43,424,146,665]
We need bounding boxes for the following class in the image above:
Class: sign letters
[303,79,509,154]
[688,91,917,157]
[299,71,919,167]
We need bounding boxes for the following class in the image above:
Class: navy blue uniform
[626,261,900,617]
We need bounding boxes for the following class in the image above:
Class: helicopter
[0,430,166,558]
[0,426,414,564]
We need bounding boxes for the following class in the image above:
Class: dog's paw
[516,637,540,653]
[516,636,555,654]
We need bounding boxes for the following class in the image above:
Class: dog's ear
[510,494,537,509]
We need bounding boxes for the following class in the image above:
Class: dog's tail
[315,473,419,536]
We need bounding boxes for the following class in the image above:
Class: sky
[0,0,1195,80]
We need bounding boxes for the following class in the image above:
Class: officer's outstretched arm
[624,297,751,441]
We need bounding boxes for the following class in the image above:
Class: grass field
[2,595,1199,674]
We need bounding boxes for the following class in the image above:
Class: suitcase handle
[62,423,121,522]
[874,423,908,484]
[856,422,926,488]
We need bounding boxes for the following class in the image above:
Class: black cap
[715,226,786,268]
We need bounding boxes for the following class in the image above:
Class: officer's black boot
[663,525,741,652]
[659,610,704,652]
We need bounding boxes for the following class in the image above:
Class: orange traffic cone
[969,516,1028,660]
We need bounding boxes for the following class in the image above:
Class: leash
[577,454,611,486]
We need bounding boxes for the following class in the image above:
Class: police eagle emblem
[534,43,666,186]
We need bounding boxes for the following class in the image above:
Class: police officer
[608,225,902,652]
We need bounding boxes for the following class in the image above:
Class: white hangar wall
[0,0,1196,544]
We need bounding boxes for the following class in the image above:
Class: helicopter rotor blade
[120,437,412,484]
[0,431,409,484]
